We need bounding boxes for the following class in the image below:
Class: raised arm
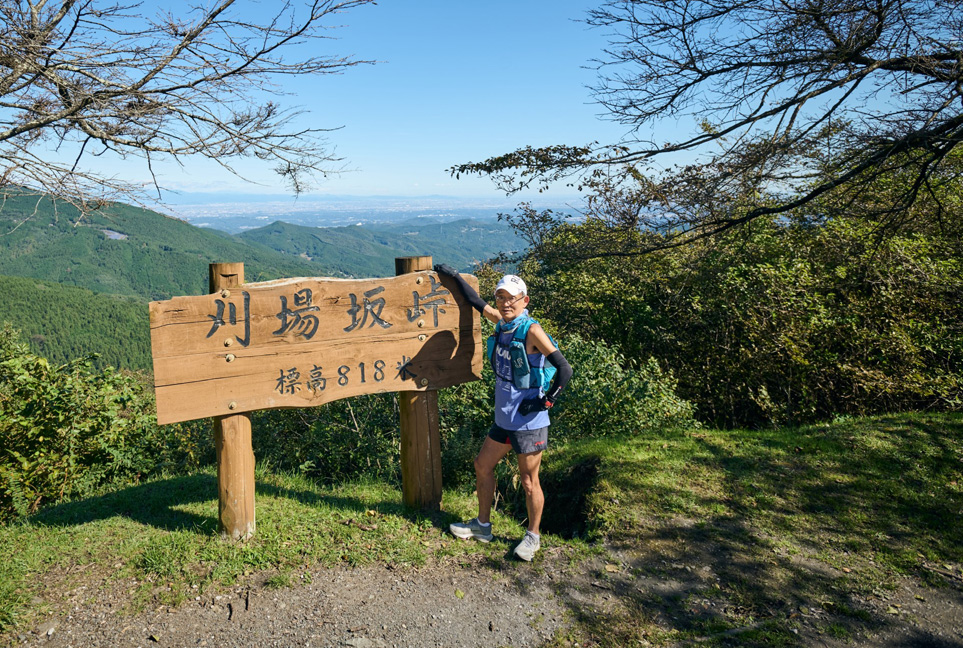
[434,264,500,324]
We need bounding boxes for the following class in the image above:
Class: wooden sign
[150,271,482,425]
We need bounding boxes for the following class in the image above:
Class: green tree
[522,215,962,427]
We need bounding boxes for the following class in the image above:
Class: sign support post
[395,256,443,510]
[210,263,256,540]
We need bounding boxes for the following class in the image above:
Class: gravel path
[10,542,963,648]
[16,557,569,648]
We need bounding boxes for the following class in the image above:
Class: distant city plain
[163,194,581,233]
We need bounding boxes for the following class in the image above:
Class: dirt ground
[8,539,963,648]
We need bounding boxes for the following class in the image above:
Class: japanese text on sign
[149,273,480,425]
[202,281,452,347]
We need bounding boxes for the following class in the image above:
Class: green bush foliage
[523,217,963,427]
[0,325,209,521]
[250,395,402,484]
[548,335,696,440]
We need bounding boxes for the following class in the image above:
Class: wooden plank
[150,272,481,424]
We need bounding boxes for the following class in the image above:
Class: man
[434,265,573,561]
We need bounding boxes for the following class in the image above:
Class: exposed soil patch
[12,553,571,648]
[497,455,602,539]
[540,457,601,538]
[7,525,963,647]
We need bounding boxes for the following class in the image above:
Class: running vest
[486,315,557,392]
[489,314,554,431]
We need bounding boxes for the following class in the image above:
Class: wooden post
[210,263,256,540]
[395,256,443,510]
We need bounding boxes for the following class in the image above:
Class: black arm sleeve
[434,264,487,313]
[544,350,573,403]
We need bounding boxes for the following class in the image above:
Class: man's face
[495,289,528,320]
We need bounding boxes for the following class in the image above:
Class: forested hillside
[0,193,331,301]
[0,192,524,369]
[0,275,150,369]
[237,218,522,277]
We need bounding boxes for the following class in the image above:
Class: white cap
[494,274,527,297]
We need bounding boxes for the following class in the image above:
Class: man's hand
[433,262,490,316]
[434,263,458,277]
[519,397,552,416]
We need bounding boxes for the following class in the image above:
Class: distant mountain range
[0,191,526,368]
[238,219,523,278]
[160,192,573,232]
[0,193,327,301]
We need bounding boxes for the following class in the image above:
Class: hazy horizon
[163,193,583,234]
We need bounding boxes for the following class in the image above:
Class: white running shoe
[513,531,540,561]
[449,518,493,542]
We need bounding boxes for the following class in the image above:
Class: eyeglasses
[494,294,524,306]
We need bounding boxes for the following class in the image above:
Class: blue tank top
[492,315,551,431]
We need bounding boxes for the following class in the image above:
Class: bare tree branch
[0,0,374,210]
[453,0,963,256]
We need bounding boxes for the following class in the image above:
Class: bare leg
[474,436,512,524]
[517,451,544,534]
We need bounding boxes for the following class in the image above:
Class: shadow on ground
[27,472,447,535]
[497,413,963,646]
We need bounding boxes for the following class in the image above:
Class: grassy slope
[558,412,963,646]
[1,412,960,645]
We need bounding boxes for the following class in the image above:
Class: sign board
[150,272,482,424]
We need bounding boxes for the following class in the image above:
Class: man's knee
[519,472,540,497]
[474,453,494,475]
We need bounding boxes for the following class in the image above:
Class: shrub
[548,335,697,441]
[525,218,963,427]
[250,394,401,484]
[0,324,204,521]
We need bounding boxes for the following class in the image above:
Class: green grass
[1,412,961,646]
[0,465,540,634]
[582,412,963,567]
[541,411,963,646]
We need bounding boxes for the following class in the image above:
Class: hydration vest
[486,316,557,393]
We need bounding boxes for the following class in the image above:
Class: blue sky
[146,1,634,201]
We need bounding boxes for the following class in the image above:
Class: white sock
[477,519,490,527]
